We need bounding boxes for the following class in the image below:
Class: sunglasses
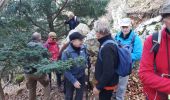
[50,36,57,40]
[52,38,57,40]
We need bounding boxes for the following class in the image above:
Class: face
[38,35,41,41]
[163,16,170,30]
[50,36,57,42]
[71,39,83,48]
[121,26,131,35]
[95,32,104,40]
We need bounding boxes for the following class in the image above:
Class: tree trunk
[0,78,5,100]
[47,14,55,32]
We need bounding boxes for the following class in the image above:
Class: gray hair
[32,32,41,41]
[94,17,111,35]
[67,12,75,18]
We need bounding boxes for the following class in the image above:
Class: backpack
[99,40,133,77]
[74,16,79,26]
[150,31,162,72]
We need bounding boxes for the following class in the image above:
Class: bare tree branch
[52,0,69,21]
[24,13,49,32]
[0,0,8,11]
[53,21,65,27]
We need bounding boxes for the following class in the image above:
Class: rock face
[105,0,168,99]
[107,0,167,30]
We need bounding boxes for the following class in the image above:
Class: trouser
[56,73,62,87]
[116,76,129,100]
[65,76,85,100]
[48,72,62,87]
[25,74,50,100]
[99,89,113,100]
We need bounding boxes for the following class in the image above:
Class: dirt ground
[3,69,145,100]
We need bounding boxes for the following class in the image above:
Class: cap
[69,32,86,41]
[119,18,132,27]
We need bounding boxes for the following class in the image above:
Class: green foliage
[0,39,86,77]
[67,0,110,19]
[0,0,110,35]
[0,0,109,81]
[36,56,86,74]
[15,74,25,84]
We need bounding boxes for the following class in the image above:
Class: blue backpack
[99,40,133,77]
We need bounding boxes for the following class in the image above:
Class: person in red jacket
[44,32,62,90]
[44,32,60,61]
[139,3,170,100]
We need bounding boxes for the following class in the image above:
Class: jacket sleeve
[131,35,143,61]
[65,20,69,24]
[139,36,170,94]
[43,42,49,48]
[96,45,118,90]
[61,51,77,84]
[76,17,80,25]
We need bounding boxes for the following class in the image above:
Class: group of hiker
[24,3,170,100]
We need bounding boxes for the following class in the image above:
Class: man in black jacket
[93,17,119,100]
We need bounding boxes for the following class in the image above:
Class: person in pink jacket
[44,32,62,91]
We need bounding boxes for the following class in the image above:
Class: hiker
[61,32,88,100]
[59,23,90,58]
[44,32,62,90]
[139,3,170,100]
[65,12,79,30]
[25,32,50,100]
[114,18,143,100]
[93,17,119,100]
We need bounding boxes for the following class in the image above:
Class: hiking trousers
[116,76,129,100]
[25,74,50,100]
[64,76,85,100]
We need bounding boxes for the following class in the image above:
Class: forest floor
[3,69,145,100]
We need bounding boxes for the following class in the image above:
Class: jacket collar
[98,34,113,45]
[67,43,85,52]
[162,27,170,39]
[166,28,170,35]
[120,30,132,40]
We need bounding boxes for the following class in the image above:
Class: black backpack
[150,31,162,72]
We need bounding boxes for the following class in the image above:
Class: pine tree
[0,0,110,98]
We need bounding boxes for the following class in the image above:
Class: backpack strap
[130,34,136,52]
[150,30,162,72]
[99,40,117,61]
[131,34,136,46]
[74,16,77,21]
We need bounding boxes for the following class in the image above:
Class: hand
[93,87,100,96]
[113,85,118,92]
[74,81,81,89]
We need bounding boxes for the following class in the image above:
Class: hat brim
[120,24,131,27]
